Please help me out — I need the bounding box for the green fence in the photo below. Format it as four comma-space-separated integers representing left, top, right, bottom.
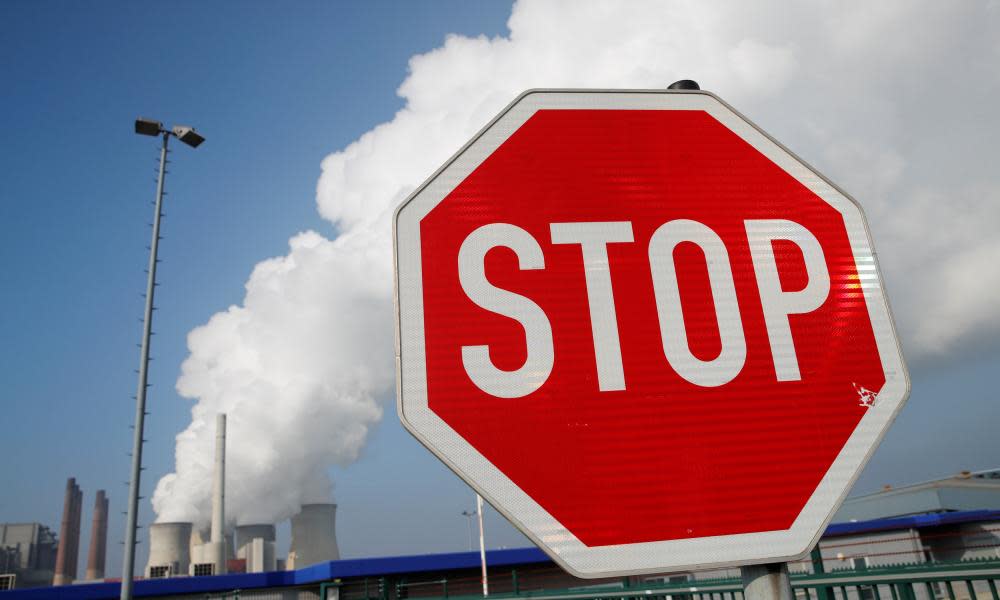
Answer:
394, 560, 1000, 600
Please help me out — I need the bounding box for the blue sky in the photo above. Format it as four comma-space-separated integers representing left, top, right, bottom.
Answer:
2, 0, 999, 582
0, 0, 517, 575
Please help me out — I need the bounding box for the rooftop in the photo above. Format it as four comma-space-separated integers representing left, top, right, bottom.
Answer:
834, 468, 1000, 522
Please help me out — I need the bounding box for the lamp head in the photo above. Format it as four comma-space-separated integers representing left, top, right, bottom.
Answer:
171, 125, 205, 148
134, 118, 163, 136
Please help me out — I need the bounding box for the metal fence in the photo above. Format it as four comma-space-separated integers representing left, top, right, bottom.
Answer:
377, 560, 1000, 600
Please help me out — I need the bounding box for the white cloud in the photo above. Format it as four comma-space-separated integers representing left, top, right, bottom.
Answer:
153, 0, 1000, 526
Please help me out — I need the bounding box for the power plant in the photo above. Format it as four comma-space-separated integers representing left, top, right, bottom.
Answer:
1, 417, 340, 589
146, 504, 339, 578
144, 414, 341, 578
0, 478, 110, 589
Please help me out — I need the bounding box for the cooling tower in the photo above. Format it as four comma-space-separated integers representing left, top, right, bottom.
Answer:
146, 522, 192, 578
235, 524, 275, 559
288, 504, 340, 568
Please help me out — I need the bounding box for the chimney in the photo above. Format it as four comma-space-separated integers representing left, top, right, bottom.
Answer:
210, 413, 227, 575
85, 490, 109, 580
53, 478, 83, 585
68, 484, 83, 580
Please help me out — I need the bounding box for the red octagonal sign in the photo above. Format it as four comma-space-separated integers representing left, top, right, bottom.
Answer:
394, 90, 909, 577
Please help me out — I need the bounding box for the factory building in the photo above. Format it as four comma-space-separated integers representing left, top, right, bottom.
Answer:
235, 524, 277, 573
4, 510, 1000, 600
4, 470, 1000, 599
145, 503, 340, 578
685, 469, 1000, 582
0, 523, 57, 590
1, 478, 109, 590
144, 415, 341, 579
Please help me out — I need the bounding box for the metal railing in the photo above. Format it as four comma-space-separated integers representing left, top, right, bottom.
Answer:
373, 559, 1000, 600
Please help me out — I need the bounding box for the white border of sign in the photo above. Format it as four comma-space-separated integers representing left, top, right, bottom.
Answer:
393, 90, 910, 578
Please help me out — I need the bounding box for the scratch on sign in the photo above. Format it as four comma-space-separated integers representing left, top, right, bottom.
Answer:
853, 383, 879, 408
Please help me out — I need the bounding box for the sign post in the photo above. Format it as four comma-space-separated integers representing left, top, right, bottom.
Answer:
742, 562, 793, 600
394, 86, 909, 580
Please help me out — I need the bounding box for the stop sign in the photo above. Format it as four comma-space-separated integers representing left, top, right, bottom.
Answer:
394, 90, 909, 577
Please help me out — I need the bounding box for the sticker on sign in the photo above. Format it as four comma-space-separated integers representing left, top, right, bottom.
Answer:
393, 89, 909, 577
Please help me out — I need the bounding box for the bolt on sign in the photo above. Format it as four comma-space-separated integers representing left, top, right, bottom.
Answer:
394, 89, 909, 577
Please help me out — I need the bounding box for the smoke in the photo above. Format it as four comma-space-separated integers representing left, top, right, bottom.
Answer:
152, 229, 392, 526
153, 0, 1000, 526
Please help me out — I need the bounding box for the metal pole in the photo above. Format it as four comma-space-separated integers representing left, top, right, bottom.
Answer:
741, 562, 794, 600
476, 494, 488, 596
811, 544, 833, 600
121, 131, 169, 600
463, 512, 473, 551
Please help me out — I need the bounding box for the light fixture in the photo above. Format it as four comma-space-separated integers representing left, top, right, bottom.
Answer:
172, 125, 205, 148
134, 117, 163, 136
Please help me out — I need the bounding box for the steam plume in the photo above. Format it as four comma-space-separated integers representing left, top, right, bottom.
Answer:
153, 0, 1000, 527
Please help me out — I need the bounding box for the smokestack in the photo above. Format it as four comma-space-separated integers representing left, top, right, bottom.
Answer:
288, 504, 340, 568
210, 413, 226, 575
53, 478, 83, 585
146, 522, 192, 577
85, 490, 109, 580
69, 484, 82, 580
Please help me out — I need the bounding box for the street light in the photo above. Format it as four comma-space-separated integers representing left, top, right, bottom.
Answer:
121, 118, 205, 600
461, 509, 476, 551
171, 125, 205, 148
476, 494, 488, 596
461, 497, 490, 596
134, 118, 162, 137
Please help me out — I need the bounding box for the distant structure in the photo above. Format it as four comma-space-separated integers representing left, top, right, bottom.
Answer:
0, 523, 58, 589
686, 468, 1000, 583
209, 414, 227, 576
84, 490, 109, 581
146, 522, 192, 578
52, 478, 82, 585
288, 504, 340, 569
235, 524, 276, 573
144, 415, 341, 579
189, 527, 235, 576
150, 414, 230, 578
833, 468, 1000, 522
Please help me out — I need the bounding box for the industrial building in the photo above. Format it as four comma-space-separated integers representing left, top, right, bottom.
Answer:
688, 469, 1000, 582
141, 415, 341, 579
3, 470, 999, 600
0, 523, 57, 590
2, 510, 1000, 600
143, 503, 340, 578
1, 478, 109, 590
